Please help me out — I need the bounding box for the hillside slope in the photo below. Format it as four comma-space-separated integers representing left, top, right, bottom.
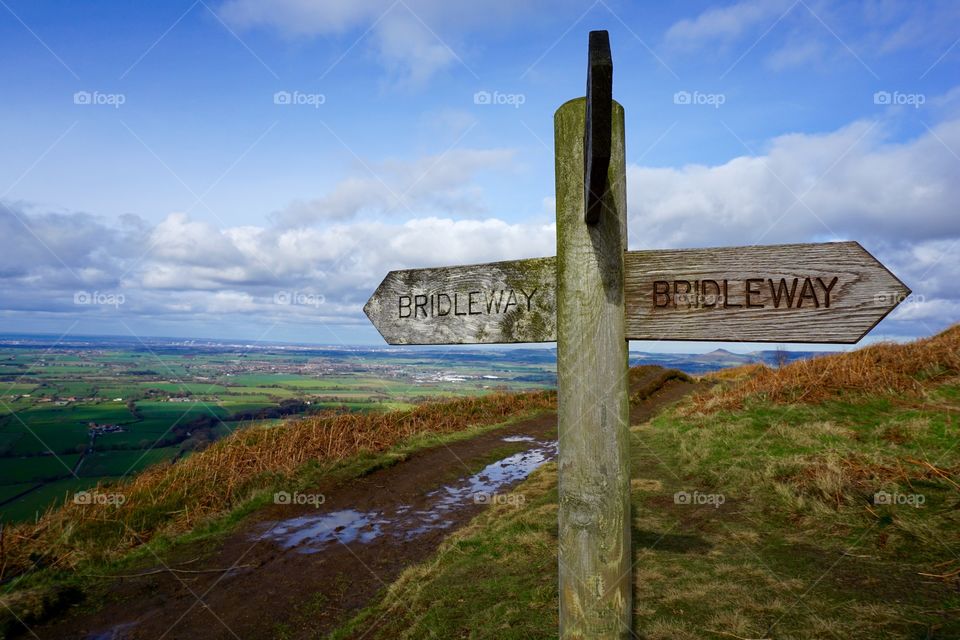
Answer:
3, 326, 959, 639
0, 391, 556, 638
333, 327, 960, 639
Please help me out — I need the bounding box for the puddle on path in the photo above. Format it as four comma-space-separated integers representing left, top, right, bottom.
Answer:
256, 436, 557, 554
264, 509, 388, 551
84, 621, 137, 640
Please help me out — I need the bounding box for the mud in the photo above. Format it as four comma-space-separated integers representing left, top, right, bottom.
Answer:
31, 367, 695, 640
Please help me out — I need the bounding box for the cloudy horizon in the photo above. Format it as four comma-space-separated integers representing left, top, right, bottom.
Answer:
1, 0, 958, 352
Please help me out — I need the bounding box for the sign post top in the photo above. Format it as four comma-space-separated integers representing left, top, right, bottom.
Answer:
584, 30, 613, 226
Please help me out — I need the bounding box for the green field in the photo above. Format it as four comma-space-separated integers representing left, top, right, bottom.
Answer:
77, 447, 178, 478
0, 477, 102, 523
0, 455, 81, 483
0, 343, 556, 523
0, 483, 38, 504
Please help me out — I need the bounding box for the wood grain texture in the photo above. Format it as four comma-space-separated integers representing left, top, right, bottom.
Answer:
362, 257, 555, 345
624, 241, 911, 343
364, 241, 909, 345
555, 96, 632, 639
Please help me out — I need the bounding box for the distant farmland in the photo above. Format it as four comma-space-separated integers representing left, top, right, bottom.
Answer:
0, 338, 557, 522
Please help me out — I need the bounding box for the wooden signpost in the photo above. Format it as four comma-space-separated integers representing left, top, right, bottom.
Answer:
364, 241, 908, 345
364, 31, 910, 640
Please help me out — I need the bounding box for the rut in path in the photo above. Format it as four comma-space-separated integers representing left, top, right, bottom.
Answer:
33, 366, 696, 640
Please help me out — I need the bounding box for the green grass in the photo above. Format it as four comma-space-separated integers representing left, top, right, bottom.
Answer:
0, 417, 88, 455
0, 384, 37, 397
0, 455, 81, 485
0, 483, 38, 503
331, 382, 960, 640
0, 403, 137, 456
93, 402, 227, 448
223, 385, 299, 398
77, 448, 178, 478
0, 477, 101, 524
219, 401, 278, 414
0, 408, 551, 637
141, 382, 230, 394
56, 404, 136, 425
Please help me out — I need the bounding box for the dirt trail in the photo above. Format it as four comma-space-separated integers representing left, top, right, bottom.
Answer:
33, 367, 697, 640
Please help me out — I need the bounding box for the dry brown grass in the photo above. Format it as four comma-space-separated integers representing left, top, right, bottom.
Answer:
704, 362, 767, 383
628, 365, 692, 403
0, 391, 555, 579
690, 323, 960, 412
780, 453, 959, 508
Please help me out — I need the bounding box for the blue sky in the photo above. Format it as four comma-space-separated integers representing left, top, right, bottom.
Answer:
1, 0, 958, 352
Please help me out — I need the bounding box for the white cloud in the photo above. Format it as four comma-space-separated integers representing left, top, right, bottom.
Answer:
217, 0, 558, 85
664, 0, 792, 50
2, 110, 958, 340
217, 0, 382, 35
765, 34, 827, 70
270, 148, 516, 226
627, 117, 960, 249
374, 10, 456, 87
664, 0, 960, 68
626, 113, 960, 337
419, 109, 478, 143
0, 203, 555, 328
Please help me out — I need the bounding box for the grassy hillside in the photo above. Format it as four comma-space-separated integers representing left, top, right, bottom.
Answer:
2, 327, 957, 638
334, 327, 960, 639
0, 391, 554, 583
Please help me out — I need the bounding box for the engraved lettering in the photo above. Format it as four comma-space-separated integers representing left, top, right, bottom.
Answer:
414, 294, 428, 318
796, 277, 819, 308
723, 280, 742, 308
437, 293, 451, 316
653, 281, 669, 308
817, 276, 838, 308
673, 280, 691, 307
503, 289, 518, 313
745, 279, 763, 308
468, 291, 481, 315
489, 290, 505, 313
769, 278, 798, 308
702, 279, 719, 307
518, 287, 537, 311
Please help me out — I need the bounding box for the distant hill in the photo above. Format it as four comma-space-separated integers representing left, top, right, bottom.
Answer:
630, 347, 821, 374
0, 332, 826, 377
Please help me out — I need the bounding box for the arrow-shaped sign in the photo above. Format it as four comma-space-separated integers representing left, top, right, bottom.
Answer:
363, 241, 909, 345
364, 256, 556, 345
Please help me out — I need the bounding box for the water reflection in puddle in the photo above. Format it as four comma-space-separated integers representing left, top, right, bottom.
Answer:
85, 622, 138, 640
256, 437, 557, 554
263, 509, 388, 553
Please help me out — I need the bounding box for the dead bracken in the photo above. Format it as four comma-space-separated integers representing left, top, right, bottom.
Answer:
688, 324, 960, 412
0, 390, 555, 579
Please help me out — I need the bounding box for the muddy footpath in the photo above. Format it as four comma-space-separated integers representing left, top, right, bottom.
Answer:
32, 367, 695, 640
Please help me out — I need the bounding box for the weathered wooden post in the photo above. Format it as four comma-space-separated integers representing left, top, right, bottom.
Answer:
555, 31, 632, 638
364, 29, 911, 640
